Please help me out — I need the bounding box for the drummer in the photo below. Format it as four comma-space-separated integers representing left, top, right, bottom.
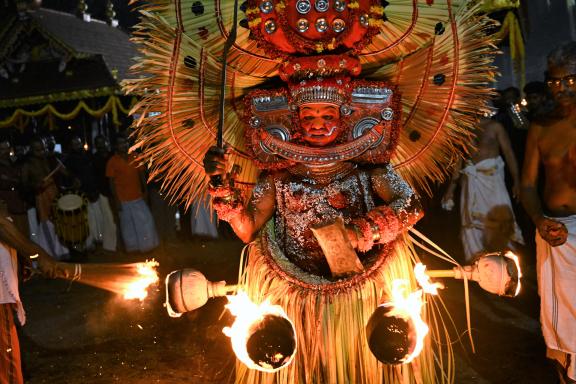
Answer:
21, 137, 68, 260
64, 137, 117, 252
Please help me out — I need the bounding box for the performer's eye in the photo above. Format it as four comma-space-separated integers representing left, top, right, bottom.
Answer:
303, 116, 315, 121
323, 115, 333, 120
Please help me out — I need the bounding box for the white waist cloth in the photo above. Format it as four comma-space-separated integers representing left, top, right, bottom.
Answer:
0, 242, 25, 325
460, 156, 524, 260
536, 215, 576, 380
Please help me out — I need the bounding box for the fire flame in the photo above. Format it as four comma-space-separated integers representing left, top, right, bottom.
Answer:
223, 291, 296, 372
414, 263, 444, 295
384, 263, 442, 364
123, 260, 159, 301
504, 250, 522, 297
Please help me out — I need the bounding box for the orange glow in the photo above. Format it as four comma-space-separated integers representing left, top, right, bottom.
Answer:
223, 291, 296, 372
414, 263, 444, 295
384, 280, 428, 364
122, 260, 159, 301
504, 251, 522, 297
382, 263, 441, 364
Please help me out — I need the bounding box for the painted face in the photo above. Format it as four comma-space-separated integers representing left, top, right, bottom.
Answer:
547, 64, 576, 107
298, 104, 341, 147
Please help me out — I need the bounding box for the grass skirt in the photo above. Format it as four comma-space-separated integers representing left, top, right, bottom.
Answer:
234, 222, 453, 384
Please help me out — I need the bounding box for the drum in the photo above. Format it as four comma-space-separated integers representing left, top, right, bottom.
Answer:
52, 193, 89, 249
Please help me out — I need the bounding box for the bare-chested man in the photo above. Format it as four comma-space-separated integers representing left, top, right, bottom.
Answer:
21, 137, 68, 259
443, 116, 524, 261
521, 42, 576, 384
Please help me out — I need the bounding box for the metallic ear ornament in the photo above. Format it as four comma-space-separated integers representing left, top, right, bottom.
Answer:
340, 104, 352, 116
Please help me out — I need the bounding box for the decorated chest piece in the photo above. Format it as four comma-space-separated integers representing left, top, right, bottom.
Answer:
242, 0, 398, 169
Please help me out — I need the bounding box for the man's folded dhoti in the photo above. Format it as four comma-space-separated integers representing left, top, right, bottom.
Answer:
536, 215, 576, 381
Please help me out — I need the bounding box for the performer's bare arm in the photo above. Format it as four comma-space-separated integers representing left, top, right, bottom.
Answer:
521, 123, 567, 246
495, 122, 521, 199
441, 157, 463, 205
228, 175, 276, 243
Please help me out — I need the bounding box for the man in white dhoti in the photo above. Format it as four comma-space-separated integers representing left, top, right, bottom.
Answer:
106, 136, 158, 253
522, 42, 576, 384
443, 117, 524, 261
190, 199, 218, 239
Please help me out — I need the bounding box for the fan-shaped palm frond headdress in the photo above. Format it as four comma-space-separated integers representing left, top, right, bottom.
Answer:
126, 0, 496, 207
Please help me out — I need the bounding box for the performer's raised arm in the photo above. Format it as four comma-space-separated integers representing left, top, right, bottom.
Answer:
203, 146, 275, 243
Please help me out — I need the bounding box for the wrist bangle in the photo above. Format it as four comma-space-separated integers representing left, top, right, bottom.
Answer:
371, 223, 381, 242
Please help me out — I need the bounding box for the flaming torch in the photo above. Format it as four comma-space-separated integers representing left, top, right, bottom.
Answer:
164, 270, 296, 372
223, 292, 297, 372
426, 251, 522, 297
61, 260, 160, 301
366, 263, 443, 365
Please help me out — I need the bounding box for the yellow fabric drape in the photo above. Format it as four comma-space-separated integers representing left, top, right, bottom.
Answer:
494, 10, 525, 87
0, 95, 134, 129
481, 0, 520, 12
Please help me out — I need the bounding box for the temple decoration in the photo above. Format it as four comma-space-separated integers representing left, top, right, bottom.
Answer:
481, 0, 525, 87
0, 6, 136, 134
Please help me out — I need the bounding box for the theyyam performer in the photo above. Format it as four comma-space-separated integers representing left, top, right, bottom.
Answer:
127, 0, 497, 382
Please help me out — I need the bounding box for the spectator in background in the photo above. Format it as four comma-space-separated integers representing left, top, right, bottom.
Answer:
65, 136, 116, 251
106, 135, 158, 253
21, 137, 68, 260
148, 181, 179, 246
521, 42, 576, 384
523, 81, 554, 122
442, 116, 524, 262
0, 139, 28, 236
190, 198, 218, 240
93, 135, 112, 199
42, 135, 65, 190
92, 135, 117, 251
494, 87, 529, 170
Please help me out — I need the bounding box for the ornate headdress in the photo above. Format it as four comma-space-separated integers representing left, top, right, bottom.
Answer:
126, 0, 496, 206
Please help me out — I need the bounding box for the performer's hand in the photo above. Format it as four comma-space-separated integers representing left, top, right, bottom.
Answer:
35, 253, 66, 279
441, 191, 455, 211
203, 146, 228, 176
536, 217, 568, 247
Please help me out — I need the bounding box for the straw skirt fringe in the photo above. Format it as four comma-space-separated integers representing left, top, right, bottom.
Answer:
234, 229, 444, 384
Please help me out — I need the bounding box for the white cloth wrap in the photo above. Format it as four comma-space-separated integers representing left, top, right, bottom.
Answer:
119, 199, 159, 253
0, 242, 25, 325
190, 200, 218, 238
459, 156, 524, 260
86, 194, 117, 251
536, 215, 576, 381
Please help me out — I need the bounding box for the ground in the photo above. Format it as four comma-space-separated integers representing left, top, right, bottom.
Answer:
19, 204, 558, 384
